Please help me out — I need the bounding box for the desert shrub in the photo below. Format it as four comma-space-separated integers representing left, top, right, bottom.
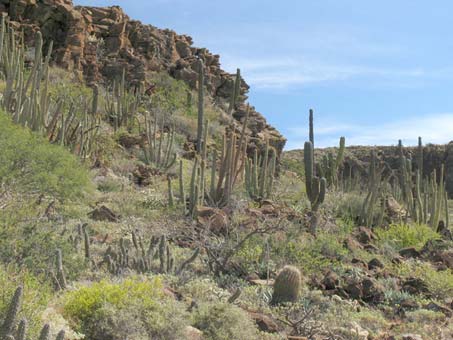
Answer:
193, 302, 260, 340
0, 111, 90, 201
63, 277, 189, 340
0, 266, 52, 337
392, 261, 453, 300
375, 223, 440, 250
179, 278, 230, 303
333, 192, 365, 222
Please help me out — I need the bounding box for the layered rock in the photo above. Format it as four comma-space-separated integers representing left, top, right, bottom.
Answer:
0, 0, 285, 155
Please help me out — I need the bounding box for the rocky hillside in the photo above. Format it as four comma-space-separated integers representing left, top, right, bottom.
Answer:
0, 0, 285, 154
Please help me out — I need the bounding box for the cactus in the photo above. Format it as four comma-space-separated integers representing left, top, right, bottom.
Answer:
55, 330, 66, 340
167, 176, 174, 207
309, 109, 314, 147
38, 324, 50, 340
1, 286, 22, 338
304, 141, 327, 233
320, 136, 346, 189
159, 235, 167, 273
228, 68, 241, 115
143, 111, 177, 171
245, 140, 276, 201
271, 266, 302, 305
82, 224, 90, 260
196, 58, 204, 153
55, 249, 67, 290
17, 319, 27, 340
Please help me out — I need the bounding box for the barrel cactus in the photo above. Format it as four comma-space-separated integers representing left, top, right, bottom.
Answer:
271, 265, 302, 305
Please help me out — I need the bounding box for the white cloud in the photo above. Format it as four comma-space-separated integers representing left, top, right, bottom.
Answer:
285, 113, 453, 150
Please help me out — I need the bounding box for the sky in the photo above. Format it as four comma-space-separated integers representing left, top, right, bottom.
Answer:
74, 0, 453, 149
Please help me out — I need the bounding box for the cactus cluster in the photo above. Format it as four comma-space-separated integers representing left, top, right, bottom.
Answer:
360, 149, 385, 227
227, 68, 241, 115
0, 17, 100, 160
105, 68, 141, 131
318, 136, 346, 189
178, 66, 250, 216
396, 139, 449, 229
143, 111, 177, 171
101, 231, 199, 275
244, 140, 276, 201
271, 265, 302, 305
0, 287, 65, 340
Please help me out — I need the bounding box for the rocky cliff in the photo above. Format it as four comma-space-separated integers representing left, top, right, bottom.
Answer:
0, 0, 285, 154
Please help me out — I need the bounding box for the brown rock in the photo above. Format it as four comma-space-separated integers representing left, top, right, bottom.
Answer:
356, 226, 376, 244
402, 277, 430, 296
88, 205, 119, 222
322, 271, 339, 290
196, 206, 229, 235
402, 334, 423, 340
423, 301, 452, 317
247, 311, 278, 333
184, 326, 203, 340
399, 247, 421, 258
368, 258, 384, 270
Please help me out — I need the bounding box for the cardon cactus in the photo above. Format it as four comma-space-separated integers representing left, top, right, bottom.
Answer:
271, 265, 302, 305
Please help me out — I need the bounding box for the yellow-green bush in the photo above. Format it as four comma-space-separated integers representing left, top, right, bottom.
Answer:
0, 111, 90, 201
193, 302, 260, 340
63, 277, 189, 340
375, 223, 440, 250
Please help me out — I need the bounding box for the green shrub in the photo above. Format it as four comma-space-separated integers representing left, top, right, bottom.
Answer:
392, 261, 453, 300
0, 111, 90, 201
0, 266, 51, 337
375, 223, 440, 250
193, 302, 260, 340
63, 277, 189, 340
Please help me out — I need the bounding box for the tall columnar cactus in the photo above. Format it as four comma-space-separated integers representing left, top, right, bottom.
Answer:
17, 319, 27, 340
228, 68, 241, 115
271, 266, 302, 305
38, 323, 50, 340
56, 330, 66, 340
417, 136, 424, 178
245, 140, 276, 201
320, 136, 346, 189
196, 58, 204, 153
360, 149, 384, 227
304, 141, 327, 233
1, 286, 23, 338
309, 109, 314, 147
55, 248, 67, 290
143, 111, 177, 171
167, 176, 174, 207
105, 68, 141, 131
82, 224, 90, 260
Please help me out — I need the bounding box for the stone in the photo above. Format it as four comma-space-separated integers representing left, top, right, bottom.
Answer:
196, 206, 229, 235
88, 205, 119, 222
368, 258, 384, 270
402, 334, 423, 340
184, 326, 203, 340
322, 271, 339, 290
247, 311, 278, 333
402, 277, 430, 296
356, 226, 376, 244
361, 278, 385, 304
423, 301, 452, 317
399, 247, 421, 258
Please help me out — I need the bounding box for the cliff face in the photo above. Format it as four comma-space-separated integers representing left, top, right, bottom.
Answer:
0, 0, 285, 154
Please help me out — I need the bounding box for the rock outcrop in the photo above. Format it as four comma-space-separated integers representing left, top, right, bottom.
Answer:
0, 0, 285, 154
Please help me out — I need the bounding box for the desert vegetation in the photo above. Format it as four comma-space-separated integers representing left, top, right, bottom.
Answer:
0, 5, 452, 340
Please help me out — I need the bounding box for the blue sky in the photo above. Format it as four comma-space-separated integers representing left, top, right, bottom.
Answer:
74, 0, 453, 149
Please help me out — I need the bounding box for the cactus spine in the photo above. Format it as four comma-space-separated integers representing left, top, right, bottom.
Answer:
271, 266, 302, 305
